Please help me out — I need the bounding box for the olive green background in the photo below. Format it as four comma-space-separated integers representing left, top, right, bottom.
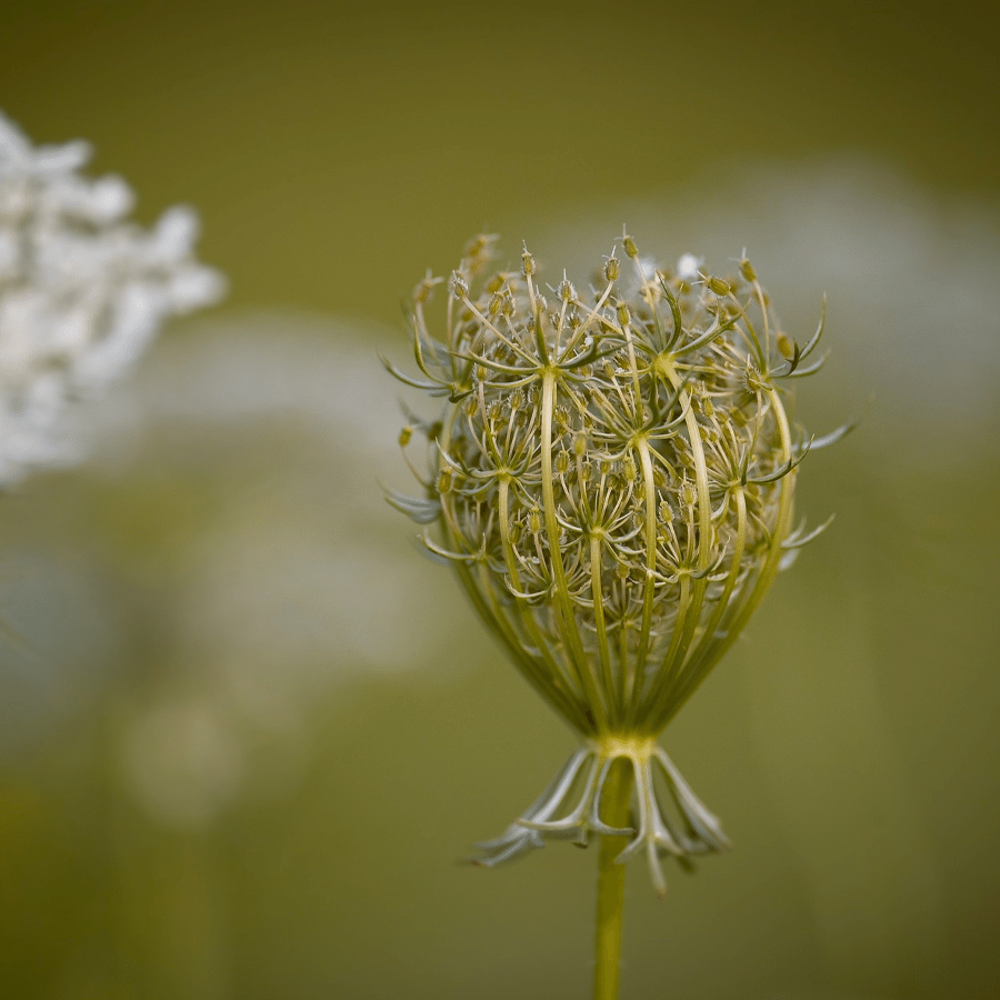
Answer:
2, 2, 998, 999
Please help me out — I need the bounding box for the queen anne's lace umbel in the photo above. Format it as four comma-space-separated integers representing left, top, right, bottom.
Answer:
0, 113, 224, 486
389, 233, 845, 893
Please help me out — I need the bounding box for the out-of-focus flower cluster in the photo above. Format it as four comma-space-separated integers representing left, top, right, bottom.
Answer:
0, 112, 224, 486
0, 313, 461, 826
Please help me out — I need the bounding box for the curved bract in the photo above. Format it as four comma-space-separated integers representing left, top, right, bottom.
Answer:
387, 233, 838, 891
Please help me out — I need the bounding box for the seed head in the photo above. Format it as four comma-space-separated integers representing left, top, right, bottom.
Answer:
385, 233, 847, 890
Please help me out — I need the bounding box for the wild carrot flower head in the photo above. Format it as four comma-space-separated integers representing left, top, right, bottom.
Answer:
387, 232, 845, 892
0, 112, 224, 486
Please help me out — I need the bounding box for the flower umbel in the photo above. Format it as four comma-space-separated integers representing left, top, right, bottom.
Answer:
0, 112, 224, 486
387, 233, 845, 895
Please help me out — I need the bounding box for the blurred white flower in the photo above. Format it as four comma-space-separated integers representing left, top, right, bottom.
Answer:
676, 252, 703, 280
550, 156, 1000, 434
0, 312, 469, 821
0, 112, 224, 486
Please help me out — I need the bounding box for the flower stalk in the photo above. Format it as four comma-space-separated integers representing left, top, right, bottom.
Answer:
594, 757, 633, 1000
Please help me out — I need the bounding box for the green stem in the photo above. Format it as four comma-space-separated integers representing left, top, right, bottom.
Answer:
593, 757, 635, 1000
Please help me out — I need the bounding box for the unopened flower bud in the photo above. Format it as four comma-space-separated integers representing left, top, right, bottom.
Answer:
557, 271, 576, 302
707, 275, 732, 296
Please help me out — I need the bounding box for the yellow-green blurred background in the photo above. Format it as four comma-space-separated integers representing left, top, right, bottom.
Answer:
2, 2, 998, 998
